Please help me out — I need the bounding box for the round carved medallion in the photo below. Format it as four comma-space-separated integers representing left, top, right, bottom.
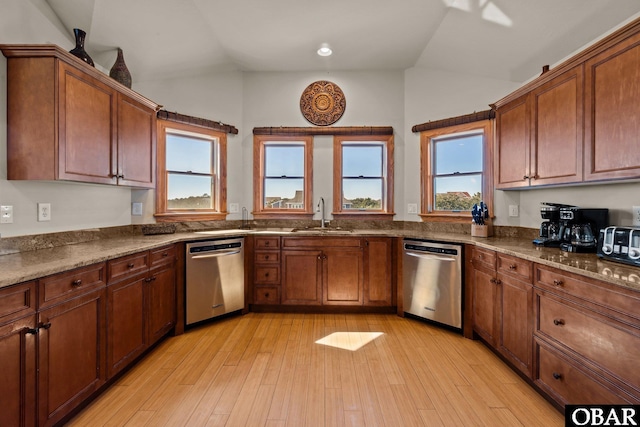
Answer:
300, 80, 346, 126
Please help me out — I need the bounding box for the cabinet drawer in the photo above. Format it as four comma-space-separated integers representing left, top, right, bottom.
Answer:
150, 245, 175, 268
497, 254, 532, 281
471, 247, 496, 269
254, 286, 280, 304
39, 263, 106, 309
536, 292, 640, 392
255, 237, 280, 249
535, 264, 640, 321
108, 252, 149, 283
535, 339, 631, 404
254, 266, 280, 284
0, 281, 37, 324
255, 251, 280, 264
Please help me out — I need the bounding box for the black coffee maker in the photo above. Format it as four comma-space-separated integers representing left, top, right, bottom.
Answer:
558, 207, 609, 253
533, 202, 566, 247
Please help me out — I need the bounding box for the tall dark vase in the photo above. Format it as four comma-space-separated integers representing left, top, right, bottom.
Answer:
69, 28, 94, 67
109, 48, 132, 88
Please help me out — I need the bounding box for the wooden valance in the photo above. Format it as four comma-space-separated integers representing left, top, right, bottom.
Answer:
412, 109, 495, 133
157, 110, 238, 135
253, 126, 393, 136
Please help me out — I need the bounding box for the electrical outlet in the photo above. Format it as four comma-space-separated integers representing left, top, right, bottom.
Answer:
633, 206, 640, 226
509, 205, 519, 217
38, 203, 51, 222
229, 203, 239, 213
407, 203, 418, 214
131, 202, 143, 216
1, 205, 13, 224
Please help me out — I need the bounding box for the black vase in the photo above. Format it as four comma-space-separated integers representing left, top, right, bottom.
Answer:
69, 28, 94, 67
109, 48, 132, 88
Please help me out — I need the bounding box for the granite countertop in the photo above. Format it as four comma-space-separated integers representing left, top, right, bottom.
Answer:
1, 228, 639, 293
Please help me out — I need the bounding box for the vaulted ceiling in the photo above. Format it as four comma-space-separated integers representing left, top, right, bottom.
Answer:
44, 0, 640, 83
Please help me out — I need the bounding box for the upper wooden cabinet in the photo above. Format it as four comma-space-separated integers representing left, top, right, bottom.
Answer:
495, 67, 583, 189
493, 17, 640, 188
1, 45, 159, 188
584, 29, 640, 181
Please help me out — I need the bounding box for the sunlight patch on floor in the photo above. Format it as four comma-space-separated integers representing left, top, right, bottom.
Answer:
315, 332, 384, 351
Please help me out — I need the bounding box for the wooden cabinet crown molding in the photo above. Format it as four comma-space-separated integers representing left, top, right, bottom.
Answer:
0, 44, 160, 111
491, 16, 640, 109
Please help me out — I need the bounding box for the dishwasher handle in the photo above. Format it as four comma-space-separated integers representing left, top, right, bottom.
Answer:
404, 250, 457, 262
190, 248, 242, 259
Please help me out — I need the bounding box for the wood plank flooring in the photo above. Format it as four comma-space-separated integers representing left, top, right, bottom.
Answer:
66, 313, 563, 426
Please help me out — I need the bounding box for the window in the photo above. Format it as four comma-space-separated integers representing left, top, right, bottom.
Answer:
333, 135, 394, 219
253, 135, 313, 218
155, 120, 227, 222
420, 120, 493, 221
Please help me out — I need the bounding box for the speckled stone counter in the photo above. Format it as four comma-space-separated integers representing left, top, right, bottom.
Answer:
1, 227, 640, 293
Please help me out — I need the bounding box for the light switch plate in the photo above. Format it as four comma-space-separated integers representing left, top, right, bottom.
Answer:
229, 203, 239, 213
407, 203, 418, 214
509, 205, 519, 217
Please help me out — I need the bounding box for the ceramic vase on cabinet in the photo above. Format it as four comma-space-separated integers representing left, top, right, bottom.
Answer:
69, 28, 94, 67
109, 48, 132, 88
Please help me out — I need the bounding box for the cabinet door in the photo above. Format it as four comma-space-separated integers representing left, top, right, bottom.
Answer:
38, 289, 106, 427
147, 265, 176, 345
498, 275, 533, 377
323, 248, 363, 305
281, 250, 322, 305
364, 238, 393, 306
584, 30, 640, 181
495, 95, 530, 189
58, 61, 117, 184
0, 316, 36, 427
471, 264, 498, 345
117, 94, 156, 188
107, 276, 146, 378
531, 67, 583, 186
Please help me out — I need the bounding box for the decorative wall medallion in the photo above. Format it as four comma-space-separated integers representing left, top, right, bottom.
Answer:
300, 80, 346, 126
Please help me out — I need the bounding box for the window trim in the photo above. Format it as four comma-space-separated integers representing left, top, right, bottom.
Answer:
252, 135, 314, 219
155, 119, 227, 222
419, 120, 493, 222
332, 135, 395, 220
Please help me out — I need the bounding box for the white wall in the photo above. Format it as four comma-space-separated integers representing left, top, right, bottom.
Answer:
1, 2, 639, 238
403, 67, 521, 223
132, 71, 244, 222
242, 71, 405, 222
0, 0, 133, 238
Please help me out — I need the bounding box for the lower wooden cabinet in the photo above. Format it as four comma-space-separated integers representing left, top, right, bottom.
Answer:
498, 273, 533, 377
281, 249, 323, 305
534, 338, 634, 404
471, 258, 499, 345
0, 281, 37, 427
257, 236, 393, 309
323, 247, 363, 305
363, 237, 394, 306
107, 276, 146, 378
38, 287, 107, 427
107, 245, 176, 377
147, 264, 177, 344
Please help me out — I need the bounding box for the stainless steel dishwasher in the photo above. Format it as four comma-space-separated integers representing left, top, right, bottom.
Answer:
403, 239, 463, 330
186, 237, 245, 325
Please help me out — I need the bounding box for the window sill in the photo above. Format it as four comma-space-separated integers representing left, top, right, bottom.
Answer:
154, 212, 227, 222
331, 212, 395, 221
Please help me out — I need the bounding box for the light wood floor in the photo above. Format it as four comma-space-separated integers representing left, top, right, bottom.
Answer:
66, 313, 563, 426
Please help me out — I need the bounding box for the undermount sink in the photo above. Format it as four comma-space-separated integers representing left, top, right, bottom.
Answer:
291, 227, 353, 233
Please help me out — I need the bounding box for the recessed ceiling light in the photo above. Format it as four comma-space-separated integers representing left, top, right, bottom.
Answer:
317, 43, 332, 57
